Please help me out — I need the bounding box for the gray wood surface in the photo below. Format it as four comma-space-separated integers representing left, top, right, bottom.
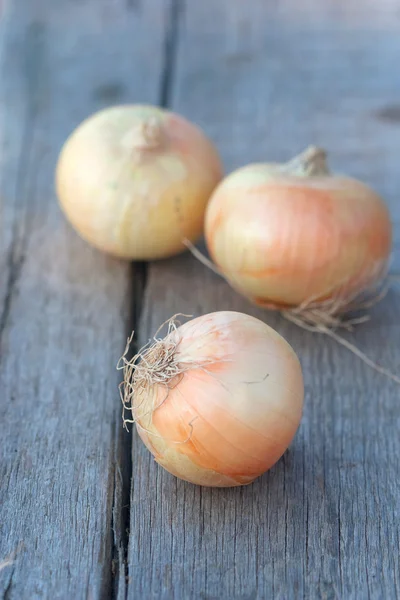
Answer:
129, 1, 400, 599
1, 0, 400, 599
0, 1, 166, 598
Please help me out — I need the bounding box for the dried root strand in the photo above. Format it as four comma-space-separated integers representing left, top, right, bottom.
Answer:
281, 276, 400, 384
117, 314, 187, 431
182, 237, 223, 277
117, 314, 220, 433
281, 275, 390, 333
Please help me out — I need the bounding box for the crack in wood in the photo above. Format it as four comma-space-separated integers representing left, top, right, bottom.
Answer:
2, 565, 15, 600
113, 263, 147, 600
0, 118, 34, 351
159, 0, 184, 108
0, 246, 24, 349
0, 19, 43, 354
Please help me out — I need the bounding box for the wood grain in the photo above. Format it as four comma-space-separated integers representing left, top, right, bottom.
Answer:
0, 1, 166, 598
128, 1, 400, 599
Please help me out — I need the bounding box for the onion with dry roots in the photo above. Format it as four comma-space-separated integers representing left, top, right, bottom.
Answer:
119, 311, 304, 487
204, 146, 392, 325
56, 104, 223, 260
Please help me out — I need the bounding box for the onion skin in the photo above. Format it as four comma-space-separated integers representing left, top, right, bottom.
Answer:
133, 312, 304, 487
204, 148, 392, 309
56, 105, 223, 260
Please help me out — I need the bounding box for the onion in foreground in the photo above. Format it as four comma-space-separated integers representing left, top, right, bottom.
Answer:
119, 311, 304, 487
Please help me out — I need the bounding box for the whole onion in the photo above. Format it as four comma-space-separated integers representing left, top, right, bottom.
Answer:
119, 311, 304, 487
56, 104, 223, 260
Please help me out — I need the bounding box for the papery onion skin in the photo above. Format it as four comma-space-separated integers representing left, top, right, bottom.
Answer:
204, 148, 392, 309
56, 104, 223, 260
132, 311, 304, 487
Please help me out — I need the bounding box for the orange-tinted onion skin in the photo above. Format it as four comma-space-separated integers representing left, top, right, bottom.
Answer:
56, 105, 223, 260
135, 312, 303, 487
204, 165, 392, 308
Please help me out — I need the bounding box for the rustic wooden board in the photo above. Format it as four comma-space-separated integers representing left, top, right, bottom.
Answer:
128, 1, 400, 599
0, 1, 166, 598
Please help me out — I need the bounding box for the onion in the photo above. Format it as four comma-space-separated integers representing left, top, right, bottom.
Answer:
204, 146, 392, 315
56, 104, 223, 260
119, 311, 304, 487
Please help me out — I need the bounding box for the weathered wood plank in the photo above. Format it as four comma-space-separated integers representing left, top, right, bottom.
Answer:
0, 1, 166, 598
128, 1, 400, 599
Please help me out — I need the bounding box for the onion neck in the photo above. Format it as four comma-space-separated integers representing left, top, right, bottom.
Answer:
282, 146, 330, 177
122, 115, 165, 152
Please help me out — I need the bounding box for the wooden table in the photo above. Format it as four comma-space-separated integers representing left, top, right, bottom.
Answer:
1, 1, 399, 598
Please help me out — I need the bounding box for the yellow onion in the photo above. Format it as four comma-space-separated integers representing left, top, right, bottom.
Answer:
204, 146, 392, 311
56, 104, 223, 260
119, 311, 304, 487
